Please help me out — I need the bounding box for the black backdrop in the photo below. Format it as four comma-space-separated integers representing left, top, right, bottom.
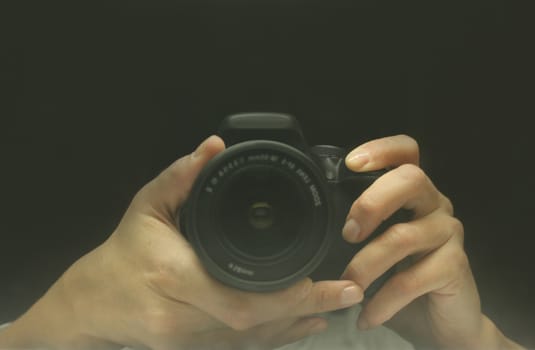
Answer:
1, 1, 533, 347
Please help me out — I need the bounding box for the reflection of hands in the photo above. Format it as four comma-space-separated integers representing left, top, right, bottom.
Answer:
341, 135, 523, 349
0, 135, 364, 350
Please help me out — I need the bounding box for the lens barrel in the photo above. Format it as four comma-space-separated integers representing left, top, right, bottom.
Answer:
181, 140, 332, 292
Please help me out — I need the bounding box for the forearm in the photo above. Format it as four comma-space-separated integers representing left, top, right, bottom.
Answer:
473, 315, 525, 350
428, 314, 525, 350
389, 307, 525, 350
0, 279, 77, 349
0, 271, 119, 350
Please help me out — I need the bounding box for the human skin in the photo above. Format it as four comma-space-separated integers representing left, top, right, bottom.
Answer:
0, 135, 364, 350
341, 135, 524, 349
0, 134, 524, 349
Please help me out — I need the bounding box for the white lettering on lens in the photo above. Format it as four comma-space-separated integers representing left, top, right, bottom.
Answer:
208, 158, 247, 195
295, 168, 311, 184
309, 184, 322, 206
248, 154, 270, 162
281, 158, 296, 170
228, 262, 255, 276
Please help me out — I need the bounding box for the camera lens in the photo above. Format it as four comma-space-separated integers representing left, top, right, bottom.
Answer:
217, 165, 307, 259
181, 140, 331, 292
248, 201, 273, 230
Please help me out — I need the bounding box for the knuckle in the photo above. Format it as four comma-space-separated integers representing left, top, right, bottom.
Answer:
439, 248, 470, 293
131, 183, 154, 208
440, 195, 455, 215
163, 158, 188, 183
342, 261, 371, 288
145, 268, 173, 291
292, 279, 312, 304
449, 247, 469, 274
448, 217, 465, 241
144, 248, 198, 293
393, 271, 419, 296
314, 286, 331, 311
343, 262, 365, 285
131, 186, 147, 205
380, 223, 414, 253
145, 258, 197, 299
145, 260, 174, 285
355, 194, 382, 217
145, 255, 180, 287
397, 163, 427, 186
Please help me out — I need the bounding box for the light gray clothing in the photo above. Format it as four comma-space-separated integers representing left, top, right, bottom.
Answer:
275, 305, 413, 350
0, 305, 414, 349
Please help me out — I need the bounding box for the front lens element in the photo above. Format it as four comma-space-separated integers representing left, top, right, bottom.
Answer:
217, 165, 308, 259
248, 201, 273, 230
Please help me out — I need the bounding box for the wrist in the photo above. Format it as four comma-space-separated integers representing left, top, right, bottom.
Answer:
0, 248, 122, 349
465, 314, 525, 350
0, 277, 80, 349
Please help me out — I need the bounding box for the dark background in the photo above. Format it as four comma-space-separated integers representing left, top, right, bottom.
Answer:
0, 0, 533, 348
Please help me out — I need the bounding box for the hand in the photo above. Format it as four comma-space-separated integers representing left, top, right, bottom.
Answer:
340, 135, 523, 349
0, 135, 364, 350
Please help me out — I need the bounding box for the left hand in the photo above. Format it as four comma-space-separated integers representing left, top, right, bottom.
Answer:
340, 135, 517, 349
0, 135, 362, 350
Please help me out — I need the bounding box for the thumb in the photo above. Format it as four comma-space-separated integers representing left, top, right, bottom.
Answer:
133, 135, 225, 219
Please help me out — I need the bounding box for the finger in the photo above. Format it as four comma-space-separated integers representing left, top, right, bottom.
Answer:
342, 164, 445, 243
356, 237, 471, 330
184, 276, 362, 331
187, 277, 313, 330
288, 280, 364, 318
345, 135, 420, 172
341, 212, 462, 290
150, 242, 362, 331
133, 135, 225, 220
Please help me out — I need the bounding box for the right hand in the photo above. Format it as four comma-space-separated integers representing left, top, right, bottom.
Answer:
1, 135, 364, 350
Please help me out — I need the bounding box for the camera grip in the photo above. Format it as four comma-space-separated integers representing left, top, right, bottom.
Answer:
309, 172, 411, 299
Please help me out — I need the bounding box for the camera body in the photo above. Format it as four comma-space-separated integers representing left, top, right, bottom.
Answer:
180, 113, 407, 294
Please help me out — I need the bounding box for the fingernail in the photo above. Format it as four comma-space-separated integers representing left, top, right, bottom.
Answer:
342, 218, 361, 242
345, 150, 370, 169
357, 317, 369, 330
340, 285, 363, 307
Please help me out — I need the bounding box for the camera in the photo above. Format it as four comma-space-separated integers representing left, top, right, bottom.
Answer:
179, 113, 408, 294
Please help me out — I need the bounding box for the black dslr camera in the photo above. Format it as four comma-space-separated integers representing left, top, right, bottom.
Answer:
180, 113, 407, 294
